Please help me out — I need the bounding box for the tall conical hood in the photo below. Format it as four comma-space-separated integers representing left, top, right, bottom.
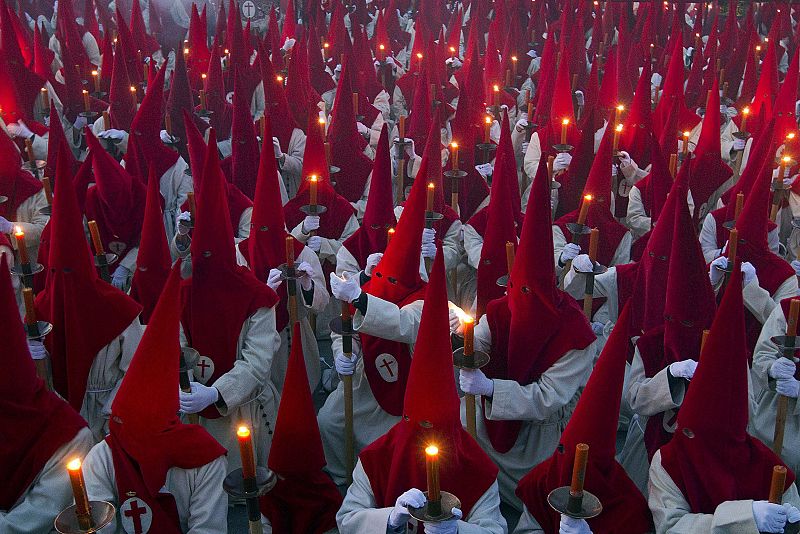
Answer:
621, 60, 653, 167
107, 41, 136, 131
230, 70, 260, 199
259, 48, 298, 150
774, 47, 800, 141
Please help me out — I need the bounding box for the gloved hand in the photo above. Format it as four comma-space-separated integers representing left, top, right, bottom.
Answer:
777, 377, 800, 398
98, 128, 126, 141
296, 261, 315, 291
330, 272, 362, 302
424, 508, 463, 534
402, 139, 416, 157
792, 260, 800, 277
445, 56, 463, 69
617, 151, 636, 180
752, 500, 788, 533
356, 122, 370, 137
281, 37, 296, 51
449, 308, 463, 334
28, 339, 47, 360
709, 256, 728, 286
515, 114, 528, 132
0, 216, 14, 234
421, 242, 436, 259
176, 211, 192, 236
302, 215, 320, 234
6, 120, 33, 139
73, 115, 88, 130
741, 262, 756, 287
489, 120, 501, 142
783, 503, 800, 524
559, 515, 592, 534
365, 252, 383, 276
388, 489, 426, 529
553, 152, 573, 172
770, 358, 797, 380
159, 130, 173, 143
527, 49, 537, 58
178, 382, 219, 414
334, 349, 358, 375
459, 368, 494, 397
266, 268, 283, 291
111, 265, 130, 290
560, 243, 581, 264
475, 162, 494, 178
733, 137, 747, 151
307, 235, 322, 252
272, 137, 283, 159
422, 227, 436, 245
571, 254, 594, 273
521, 141, 529, 154
611, 164, 618, 177
669, 359, 698, 380
591, 322, 605, 336
574, 90, 585, 107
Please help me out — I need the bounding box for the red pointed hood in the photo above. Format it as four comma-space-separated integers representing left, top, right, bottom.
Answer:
405, 67, 432, 150
130, 165, 172, 324
0, 125, 41, 220
285, 34, 321, 130
620, 60, 653, 167
107, 41, 137, 131
166, 49, 197, 150
750, 35, 779, 123
307, 23, 336, 96
774, 47, 800, 141
45, 99, 77, 182
32, 23, 55, 79
187, 3, 211, 74
516, 303, 653, 534
110, 265, 225, 494
203, 42, 232, 138
597, 46, 619, 113
0, 258, 87, 511
549, 47, 576, 136
342, 124, 395, 267
259, 48, 298, 151
35, 140, 142, 410
661, 265, 795, 513
281, 0, 298, 43
654, 31, 700, 136
230, 70, 260, 199
129, 0, 159, 55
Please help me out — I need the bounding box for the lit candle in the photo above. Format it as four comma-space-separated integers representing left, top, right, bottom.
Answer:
511, 55, 518, 77
23, 287, 36, 326
102, 110, 110, 131
493, 84, 500, 107
788, 133, 797, 144
88, 220, 105, 255
378, 43, 385, 61
484, 115, 492, 143
322, 42, 329, 61
561, 118, 569, 145
129, 85, 137, 106
425, 445, 441, 504
187, 191, 196, 220
387, 227, 395, 243
285, 235, 295, 268
14, 226, 29, 264
527, 89, 533, 120
416, 52, 423, 71
183, 47, 190, 60
463, 316, 474, 356
199, 89, 206, 110
577, 194, 592, 226
82, 90, 90, 113
91, 70, 99, 93
451, 142, 459, 171
779, 155, 791, 180
201, 73, 207, 83
682, 131, 690, 157
67, 458, 92, 528
615, 105, 624, 126
426, 182, 435, 212
40, 87, 48, 109
734, 192, 744, 221
276, 74, 284, 84
588, 228, 599, 262
309, 175, 319, 206
42, 177, 53, 205
237, 426, 256, 480
612, 124, 622, 152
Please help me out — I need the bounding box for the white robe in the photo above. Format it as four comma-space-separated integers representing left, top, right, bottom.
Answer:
82, 440, 228, 534
337, 461, 508, 534
0, 427, 95, 534
552, 225, 632, 276
278, 128, 307, 199
8, 190, 49, 264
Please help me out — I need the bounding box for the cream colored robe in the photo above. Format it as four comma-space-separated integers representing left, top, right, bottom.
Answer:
82, 440, 228, 534
552, 225, 632, 276
337, 461, 508, 534
8, 190, 49, 264
466, 314, 596, 511
648, 450, 800, 533
0, 427, 95, 534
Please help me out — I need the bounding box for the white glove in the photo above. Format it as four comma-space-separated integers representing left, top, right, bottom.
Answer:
266, 268, 283, 291
330, 272, 362, 302
272, 137, 283, 159
403, 139, 415, 157
792, 260, 800, 277
574, 90, 585, 107
669, 359, 698, 380
489, 120, 501, 142
28, 339, 47, 360
388, 489, 426, 529
422, 227, 436, 245
709, 256, 728, 285
617, 151, 636, 180
73, 115, 88, 129
515, 116, 529, 132
356, 122, 370, 137
783, 503, 800, 523
553, 152, 572, 171
459, 368, 494, 396
421, 242, 436, 259
449, 308, 462, 334
111, 265, 130, 290
281, 37, 296, 51
365, 252, 383, 276
334, 349, 358, 375
6, 120, 33, 139
296, 261, 315, 291
753, 501, 788, 533
521, 141, 529, 153
302, 215, 320, 234
650, 72, 663, 90
527, 49, 537, 58
611, 164, 618, 177
770, 358, 797, 380
307, 235, 322, 252
424, 508, 463, 534
445, 57, 463, 68
733, 137, 746, 151
178, 382, 219, 414
0, 216, 14, 234
475, 162, 494, 178
741, 261, 756, 287
176, 211, 192, 235
97, 128, 126, 141
778, 377, 800, 398
159, 130, 172, 143
559, 515, 592, 534
571, 254, 593, 273
560, 243, 581, 264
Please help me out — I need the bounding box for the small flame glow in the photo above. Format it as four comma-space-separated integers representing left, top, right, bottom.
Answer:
425, 445, 439, 456
67, 458, 82, 471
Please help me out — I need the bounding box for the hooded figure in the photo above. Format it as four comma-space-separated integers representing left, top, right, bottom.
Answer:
515, 303, 654, 534
178, 129, 280, 473
459, 158, 595, 510
34, 139, 144, 440
0, 259, 94, 532
649, 265, 800, 532
338, 242, 506, 534
82, 265, 228, 533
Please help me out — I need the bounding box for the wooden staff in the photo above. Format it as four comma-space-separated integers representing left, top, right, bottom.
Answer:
102, 110, 111, 131
42, 177, 52, 206
771, 157, 791, 222
178, 353, 199, 424
340, 301, 355, 483
773, 298, 800, 455
187, 191, 196, 222
669, 153, 677, 178
727, 228, 738, 266
462, 315, 477, 437
769, 465, 788, 504
24, 287, 50, 389
24, 138, 35, 164
583, 229, 599, 319
547, 155, 555, 179
286, 236, 298, 324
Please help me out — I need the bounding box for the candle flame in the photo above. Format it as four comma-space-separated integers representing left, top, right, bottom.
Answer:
449, 46, 456, 53
91, 70, 98, 77
201, 73, 207, 80
67, 458, 82, 471
310, 174, 319, 182
788, 133, 797, 141
40, 87, 46, 93
512, 55, 518, 62
616, 104, 624, 112
485, 116, 492, 125
427, 182, 435, 190
237, 426, 251, 438
14, 225, 23, 237
756, 45, 762, 52
584, 194, 593, 202
451, 142, 458, 149
224, 48, 230, 55
388, 227, 395, 235
379, 44, 385, 50
562, 118, 570, 126
615, 124, 623, 132
493, 84, 499, 93
183, 47, 190, 54
318, 117, 326, 125
742, 106, 750, 116
416, 52, 423, 59
425, 445, 439, 456
130, 86, 136, 93
683, 131, 690, 138
82, 89, 88, 95
277, 75, 284, 82
323, 42, 330, 48
463, 315, 474, 325
783, 156, 792, 164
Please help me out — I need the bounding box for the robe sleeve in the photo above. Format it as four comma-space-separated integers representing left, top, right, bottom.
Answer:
335, 245, 363, 277
751, 306, 800, 416
457, 480, 508, 534
626, 185, 651, 238
522, 132, 542, 187
298, 246, 330, 313
336, 460, 395, 534
699, 214, 722, 263
352, 295, 423, 345
563, 264, 618, 301
740, 277, 797, 327
627, 348, 686, 417
484, 344, 595, 422
612, 233, 633, 266
281, 128, 306, 178
184, 456, 228, 534
463, 223, 484, 270
512, 505, 545, 533
444, 219, 464, 271
13, 190, 49, 251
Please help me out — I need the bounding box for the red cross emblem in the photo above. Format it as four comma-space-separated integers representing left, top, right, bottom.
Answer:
193, 356, 215, 385
376, 353, 398, 383
120, 497, 152, 534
